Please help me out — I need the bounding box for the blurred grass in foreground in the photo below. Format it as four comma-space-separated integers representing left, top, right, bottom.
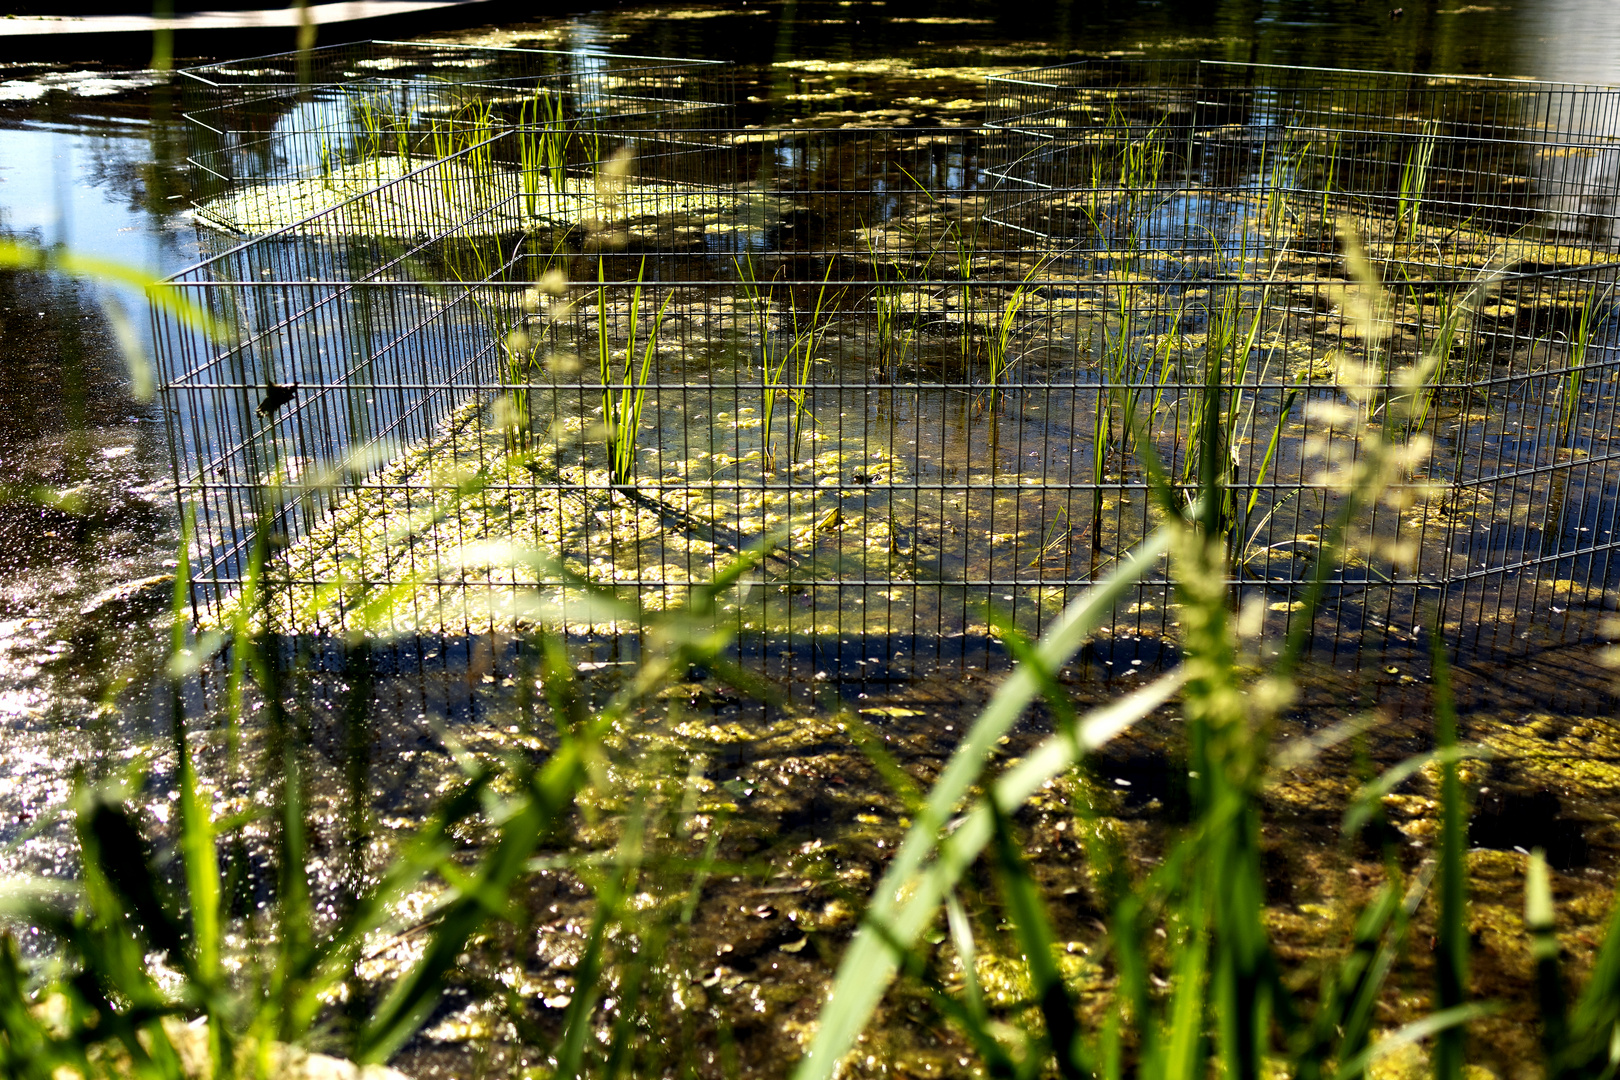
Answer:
0, 219, 1615, 1080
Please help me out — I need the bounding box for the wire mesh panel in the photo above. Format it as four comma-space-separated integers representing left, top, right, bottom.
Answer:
154, 65, 1620, 683
180, 41, 733, 236
156, 135, 529, 611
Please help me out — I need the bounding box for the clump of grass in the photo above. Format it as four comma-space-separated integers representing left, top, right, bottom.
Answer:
861, 227, 917, 379
982, 259, 1045, 415
1558, 286, 1608, 445
597, 257, 671, 486
737, 256, 840, 470
894, 164, 983, 373
736, 255, 788, 471
518, 89, 598, 212
1263, 123, 1313, 239
1081, 105, 1171, 252
1397, 120, 1440, 240
785, 263, 841, 464
352, 89, 384, 181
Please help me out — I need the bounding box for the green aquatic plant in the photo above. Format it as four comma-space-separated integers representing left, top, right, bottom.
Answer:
1081, 105, 1171, 251
598, 258, 672, 486
736, 255, 790, 471
462, 95, 496, 191
737, 256, 841, 469
428, 115, 456, 203
392, 102, 412, 172
861, 226, 917, 377
982, 259, 1046, 415
1397, 120, 1440, 240
786, 262, 842, 464
1263, 123, 1314, 239
517, 91, 567, 217
871, 271, 915, 376
894, 163, 983, 372
519, 89, 596, 207
1558, 286, 1607, 445
352, 89, 384, 181
424, 94, 499, 201
1320, 130, 1342, 221
1117, 108, 1170, 247
949, 219, 977, 372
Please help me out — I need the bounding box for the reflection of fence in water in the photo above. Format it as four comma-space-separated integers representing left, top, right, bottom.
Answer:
153, 63, 1620, 679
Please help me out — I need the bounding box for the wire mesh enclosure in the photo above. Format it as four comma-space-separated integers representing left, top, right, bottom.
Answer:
155, 56, 1620, 685
179, 41, 734, 236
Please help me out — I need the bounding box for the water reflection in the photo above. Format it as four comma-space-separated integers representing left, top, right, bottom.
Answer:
0, 0, 1615, 887
0, 115, 198, 875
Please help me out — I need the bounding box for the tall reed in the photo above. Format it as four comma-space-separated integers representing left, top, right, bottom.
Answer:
736, 255, 789, 471
793, 227, 1532, 1080
861, 227, 916, 378
737, 256, 840, 469
1081, 106, 1170, 251
1558, 287, 1606, 445
983, 260, 1045, 415
786, 263, 841, 464
597, 258, 671, 486
1397, 120, 1440, 240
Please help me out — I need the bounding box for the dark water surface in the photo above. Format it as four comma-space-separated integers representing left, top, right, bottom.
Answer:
0, 0, 1608, 843
0, 2, 1617, 1054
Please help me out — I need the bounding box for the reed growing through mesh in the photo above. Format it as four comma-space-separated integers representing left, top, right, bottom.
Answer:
598, 257, 671, 486
737, 256, 841, 470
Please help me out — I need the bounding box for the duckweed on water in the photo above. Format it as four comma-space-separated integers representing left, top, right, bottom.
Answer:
196, 155, 762, 240
246, 389, 917, 635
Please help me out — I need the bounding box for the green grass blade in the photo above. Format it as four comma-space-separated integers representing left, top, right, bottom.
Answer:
1341, 746, 1486, 839
1560, 870, 1620, 1073
1527, 850, 1569, 1062
987, 796, 1087, 1080
1430, 622, 1469, 1080
944, 892, 988, 1026
1245, 390, 1298, 517
794, 643, 1182, 1080
1159, 897, 1209, 1080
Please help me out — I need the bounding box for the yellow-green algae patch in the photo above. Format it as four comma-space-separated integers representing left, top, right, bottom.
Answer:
235, 385, 921, 634
196, 154, 762, 239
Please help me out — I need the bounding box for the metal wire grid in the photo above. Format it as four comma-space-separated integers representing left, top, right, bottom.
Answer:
986, 60, 1620, 259
155, 113, 1620, 675
156, 136, 528, 611
179, 41, 734, 236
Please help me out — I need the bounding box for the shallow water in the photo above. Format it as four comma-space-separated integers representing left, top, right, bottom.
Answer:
3, 0, 1620, 1071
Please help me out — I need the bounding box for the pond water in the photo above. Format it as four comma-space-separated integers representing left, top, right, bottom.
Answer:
4, 0, 1620, 1073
